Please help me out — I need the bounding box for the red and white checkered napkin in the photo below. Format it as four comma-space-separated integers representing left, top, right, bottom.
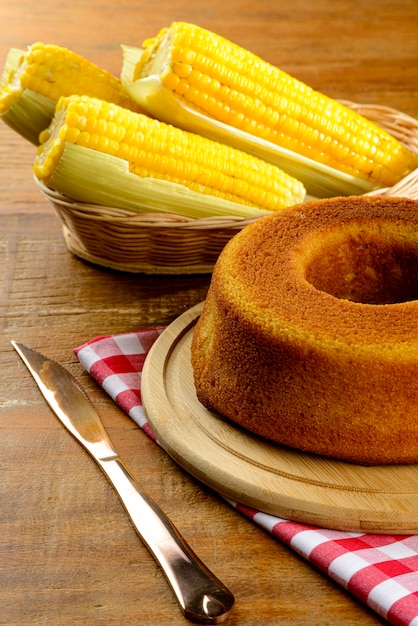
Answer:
75, 329, 418, 626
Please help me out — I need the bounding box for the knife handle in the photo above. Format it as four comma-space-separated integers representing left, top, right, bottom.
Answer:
97, 455, 234, 624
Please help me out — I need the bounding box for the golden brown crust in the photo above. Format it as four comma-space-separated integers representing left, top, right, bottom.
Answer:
191, 196, 418, 465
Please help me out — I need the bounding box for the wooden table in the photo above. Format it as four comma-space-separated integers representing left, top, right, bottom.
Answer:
1, 0, 416, 623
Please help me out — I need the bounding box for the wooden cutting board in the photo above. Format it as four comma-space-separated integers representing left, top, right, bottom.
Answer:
142, 302, 418, 534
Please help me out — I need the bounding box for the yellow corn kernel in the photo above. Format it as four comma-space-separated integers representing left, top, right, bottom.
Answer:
0, 42, 144, 144
122, 22, 418, 196
34, 94, 306, 217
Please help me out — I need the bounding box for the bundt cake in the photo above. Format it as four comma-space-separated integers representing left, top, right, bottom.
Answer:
191, 196, 418, 465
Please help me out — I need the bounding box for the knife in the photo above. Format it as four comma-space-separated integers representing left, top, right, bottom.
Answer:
11, 341, 234, 624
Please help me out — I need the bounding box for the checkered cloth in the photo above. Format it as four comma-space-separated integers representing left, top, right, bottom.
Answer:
75, 329, 418, 626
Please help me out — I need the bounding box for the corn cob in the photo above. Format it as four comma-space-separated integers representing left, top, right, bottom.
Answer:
34, 94, 306, 219
121, 22, 418, 198
0, 42, 144, 144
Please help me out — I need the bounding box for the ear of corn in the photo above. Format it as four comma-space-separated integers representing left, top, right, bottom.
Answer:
33, 94, 306, 219
0, 48, 55, 143
121, 22, 418, 198
0, 42, 145, 144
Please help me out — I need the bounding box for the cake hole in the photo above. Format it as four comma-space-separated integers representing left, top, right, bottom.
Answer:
304, 230, 418, 304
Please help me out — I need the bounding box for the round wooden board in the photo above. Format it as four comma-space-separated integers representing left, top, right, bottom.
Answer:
142, 302, 418, 534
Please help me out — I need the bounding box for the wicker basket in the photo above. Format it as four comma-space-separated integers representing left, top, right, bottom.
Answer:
36, 101, 418, 274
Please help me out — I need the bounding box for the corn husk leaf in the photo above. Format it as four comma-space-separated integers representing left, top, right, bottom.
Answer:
41, 142, 269, 219
1, 88, 55, 144
121, 44, 375, 199
0, 48, 23, 90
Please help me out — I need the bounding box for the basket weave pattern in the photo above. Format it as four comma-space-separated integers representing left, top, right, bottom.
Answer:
37, 101, 418, 274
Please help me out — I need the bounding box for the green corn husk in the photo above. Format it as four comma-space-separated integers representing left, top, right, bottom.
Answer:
37, 142, 270, 220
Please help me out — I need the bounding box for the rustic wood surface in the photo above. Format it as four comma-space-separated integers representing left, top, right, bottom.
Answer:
1, 0, 417, 624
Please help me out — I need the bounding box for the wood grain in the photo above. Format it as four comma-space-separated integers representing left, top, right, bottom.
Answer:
2, 0, 417, 623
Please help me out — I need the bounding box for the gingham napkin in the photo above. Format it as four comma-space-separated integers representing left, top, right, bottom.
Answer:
75, 329, 418, 626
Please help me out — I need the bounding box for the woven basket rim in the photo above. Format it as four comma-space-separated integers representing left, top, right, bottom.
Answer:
36, 165, 418, 231
35, 177, 263, 230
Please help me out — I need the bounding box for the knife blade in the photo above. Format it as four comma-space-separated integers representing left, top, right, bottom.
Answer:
11, 341, 234, 624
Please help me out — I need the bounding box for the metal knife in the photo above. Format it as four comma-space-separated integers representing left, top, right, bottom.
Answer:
11, 341, 234, 624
